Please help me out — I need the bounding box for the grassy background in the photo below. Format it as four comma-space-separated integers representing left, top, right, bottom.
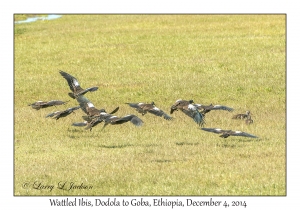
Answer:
14, 14, 285, 196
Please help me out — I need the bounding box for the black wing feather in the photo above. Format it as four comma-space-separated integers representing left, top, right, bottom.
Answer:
59, 70, 81, 92
181, 107, 205, 126
231, 131, 258, 138
125, 103, 141, 109
148, 109, 173, 120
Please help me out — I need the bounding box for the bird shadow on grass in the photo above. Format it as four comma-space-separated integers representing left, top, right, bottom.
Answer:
98, 143, 159, 149
151, 159, 172, 163
67, 128, 85, 133
151, 158, 189, 163
98, 144, 135, 149
175, 142, 200, 146
217, 143, 237, 149
216, 137, 262, 148
67, 128, 107, 139
67, 128, 86, 139
233, 137, 262, 143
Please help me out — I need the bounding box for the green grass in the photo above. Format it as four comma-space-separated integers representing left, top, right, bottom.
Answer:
14, 14, 286, 196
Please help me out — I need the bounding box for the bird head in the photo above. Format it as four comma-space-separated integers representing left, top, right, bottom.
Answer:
189, 100, 194, 104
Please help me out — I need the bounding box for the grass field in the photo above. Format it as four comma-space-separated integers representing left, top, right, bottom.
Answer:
14, 14, 286, 196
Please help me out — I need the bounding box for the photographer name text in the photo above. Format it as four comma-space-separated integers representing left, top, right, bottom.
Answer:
22, 181, 93, 191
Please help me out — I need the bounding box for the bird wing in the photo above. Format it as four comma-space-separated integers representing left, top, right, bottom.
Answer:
52, 106, 80, 117
130, 115, 144, 126
113, 115, 143, 126
194, 104, 205, 110
59, 70, 83, 92
45, 111, 61, 118
194, 104, 234, 112
231, 131, 258, 138
85, 87, 98, 92
85, 117, 104, 130
101, 116, 119, 130
111, 115, 131, 125
82, 115, 96, 122
201, 128, 226, 134
72, 121, 88, 127
98, 112, 115, 124
76, 95, 90, 114
126, 103, 142, 109
46, 100, 68, 106
68, 106, 81, 112
194, 104, 212, 114
76, 87, 99, 96
181, 104, 205, 126
148, 107, 173, 120
35, 101, 48, 105
109, 107, 119, 115
147, 107, 164, 117
29, 101, 46, 109
211, 105, 234, 112
76, 95, 99, 115
76, 95, 91, 104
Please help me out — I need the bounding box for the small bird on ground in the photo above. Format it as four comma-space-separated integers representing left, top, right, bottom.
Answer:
245, 115, 254, 125
200, 127, 258, 138
232, 110, 251, 120
59, 70, 98, 99
126, 102, 172, 120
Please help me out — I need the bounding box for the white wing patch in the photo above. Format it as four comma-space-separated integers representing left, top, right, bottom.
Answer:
188, 104, 196, 110
87, 102, 94, 108
153, 107, 160, 111
73, 79, 79, 87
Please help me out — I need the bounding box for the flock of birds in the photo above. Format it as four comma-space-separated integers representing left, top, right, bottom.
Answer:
28, 70, 258, 139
